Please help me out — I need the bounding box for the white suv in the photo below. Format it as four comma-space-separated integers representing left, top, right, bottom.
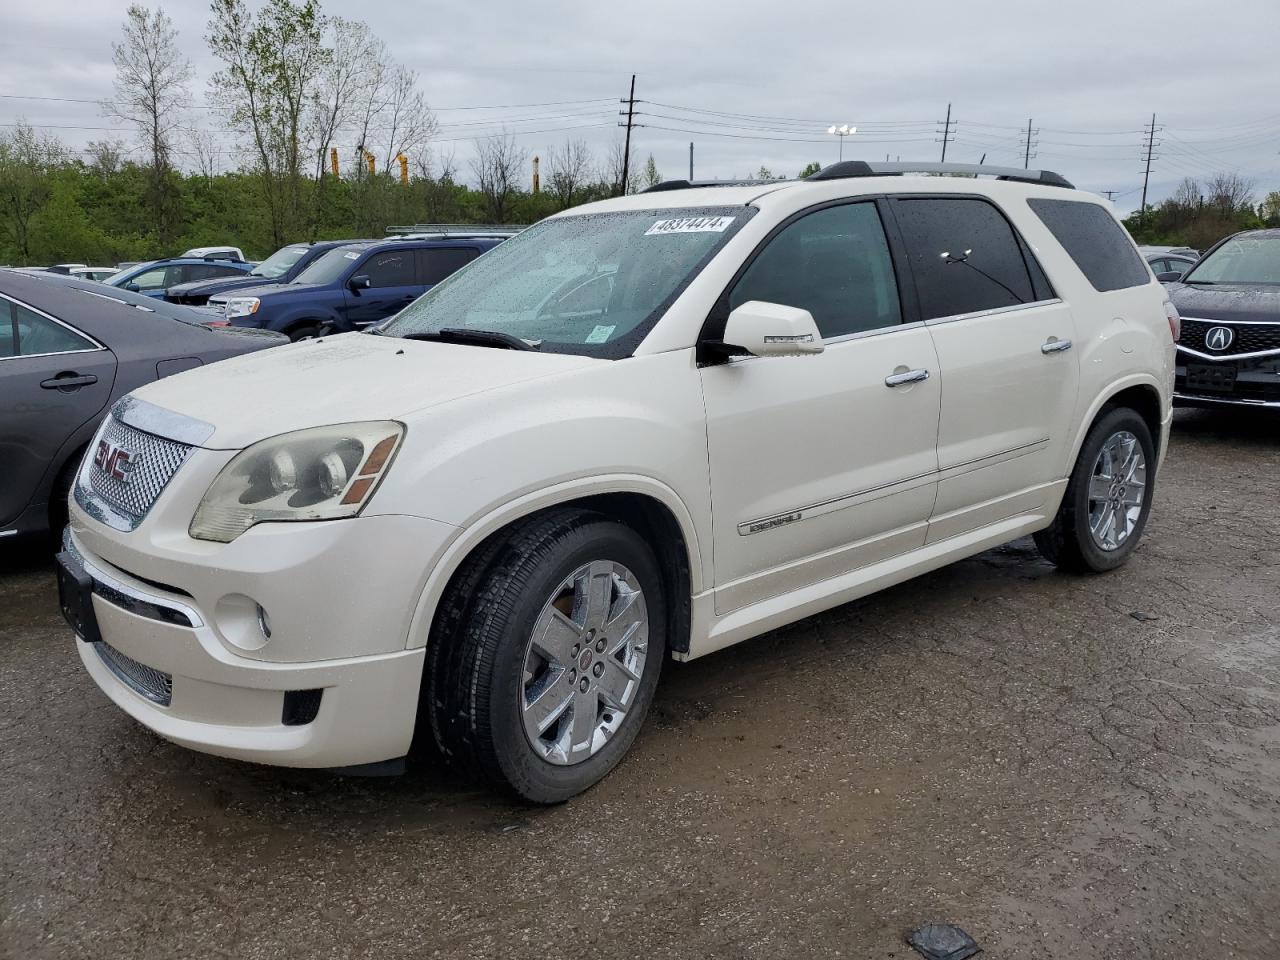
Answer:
59, 162, 1177, 802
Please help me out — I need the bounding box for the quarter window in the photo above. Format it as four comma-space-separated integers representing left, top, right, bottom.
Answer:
730, 202, 902, 338
363, 251, 417, 288
127, 266, 171, 291
419, 247, 481, 284
1028, 198, 1150, 292
892, 197, 1037, 320
2, 300, 96, 358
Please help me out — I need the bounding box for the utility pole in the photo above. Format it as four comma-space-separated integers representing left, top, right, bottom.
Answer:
619, 74, 637, 196
1023, 118, 1037, 169
689, 142, 694, 180
1140, 113, 1160, 225
1101, 189, 1118, 201
937, 103, 955, 162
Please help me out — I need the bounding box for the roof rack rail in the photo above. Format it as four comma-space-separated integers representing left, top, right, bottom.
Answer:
385, 223, 525, 236
641, 178, 779, 193
806, 160, 1073, 189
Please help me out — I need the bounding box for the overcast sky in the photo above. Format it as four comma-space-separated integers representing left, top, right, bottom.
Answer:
3, 0, 1278, 215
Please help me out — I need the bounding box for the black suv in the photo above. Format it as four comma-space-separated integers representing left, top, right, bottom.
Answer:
1167, 229, 1280, 409
207, 236, 507, 341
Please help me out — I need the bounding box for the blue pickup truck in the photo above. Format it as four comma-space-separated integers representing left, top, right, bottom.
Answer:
207, 236, 506, 340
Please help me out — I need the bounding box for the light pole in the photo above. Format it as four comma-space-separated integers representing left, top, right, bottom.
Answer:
826, 124, 856, 161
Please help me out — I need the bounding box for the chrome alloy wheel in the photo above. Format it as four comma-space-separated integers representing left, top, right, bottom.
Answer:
520, 560, 649, 765
1087, 430, 1147, 552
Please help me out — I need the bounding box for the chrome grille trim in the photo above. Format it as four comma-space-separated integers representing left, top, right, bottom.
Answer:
62, 530, 202, 628
95, 641, 173, 706
75, 416, 193, 532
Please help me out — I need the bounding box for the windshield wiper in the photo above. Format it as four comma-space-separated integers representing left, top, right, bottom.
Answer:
396, 327, 541, 351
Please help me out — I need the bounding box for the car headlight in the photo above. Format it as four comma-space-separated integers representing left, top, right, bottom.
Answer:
189, 422, 404, 543
223, 297, 260, 319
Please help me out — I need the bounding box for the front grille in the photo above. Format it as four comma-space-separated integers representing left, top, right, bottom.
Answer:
83, 417, 193, 530
96, 641, 173, 706
1180, 318, 1280, 356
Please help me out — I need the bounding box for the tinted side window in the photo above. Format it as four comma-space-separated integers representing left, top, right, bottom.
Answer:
1028, 198, 1150, 292
730, 203, 902, 338
892, 197, 1036, 320
8, 301, 96, 356
128, 266, 171, 291
419, 247, 480, 284
363, 251, 417, 288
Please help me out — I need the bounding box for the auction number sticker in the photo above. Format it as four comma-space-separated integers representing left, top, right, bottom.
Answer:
645, 216, 736, 236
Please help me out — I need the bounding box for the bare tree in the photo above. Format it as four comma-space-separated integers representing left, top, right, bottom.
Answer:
207, 0, 329, 244
545, 138, 593, 209
308, 19, 378, 180
1206, 172, 1254, 217
85, 139, 129, 177
1171, 177, 1201, 210
0, 122, 66, 261
188, 128, 221, 179
106, 5, 192, 241
380, 66, 438, 174
604, 138, 639, 196
470, 132, 527, 223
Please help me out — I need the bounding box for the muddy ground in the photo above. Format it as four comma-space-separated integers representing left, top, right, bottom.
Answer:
2, 408, 1278, 960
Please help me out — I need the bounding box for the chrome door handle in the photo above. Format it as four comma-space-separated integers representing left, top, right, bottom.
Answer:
884, 368, 930, 387
1041, 338, 1073, 354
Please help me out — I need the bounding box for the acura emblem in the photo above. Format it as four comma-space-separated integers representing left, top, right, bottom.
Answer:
1205, 326, 1235, 351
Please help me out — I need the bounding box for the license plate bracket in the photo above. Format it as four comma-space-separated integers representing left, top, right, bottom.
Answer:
56, 550, 102, 644
1186, 362, 1238, 393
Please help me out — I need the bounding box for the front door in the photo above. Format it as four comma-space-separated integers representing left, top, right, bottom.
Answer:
699, 201, 941, 615
0, 295, 116, 526
886, 195, 1080, 541
341, 249, 423, 329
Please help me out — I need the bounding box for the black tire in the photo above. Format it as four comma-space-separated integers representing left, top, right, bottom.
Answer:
1034, 407, 1156, 573
426, 509, 666, 803
287, 323, 322, 341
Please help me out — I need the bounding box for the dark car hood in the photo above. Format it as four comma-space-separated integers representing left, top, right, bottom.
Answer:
168, 274, 280, 298
208, 281, 329, 303
1167, 282, 1280, 323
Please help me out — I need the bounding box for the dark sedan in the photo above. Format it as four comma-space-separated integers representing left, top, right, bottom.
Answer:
0, 270, 286, 540
1167, 229, 1280, 410
165, 240, 361, 306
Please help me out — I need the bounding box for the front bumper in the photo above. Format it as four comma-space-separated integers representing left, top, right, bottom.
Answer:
64, 505, 456, 768
1174, 351, 1280, 409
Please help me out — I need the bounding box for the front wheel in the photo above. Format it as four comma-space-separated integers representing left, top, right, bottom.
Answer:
427, 510, 665, 803
1035, 407, 1156, 573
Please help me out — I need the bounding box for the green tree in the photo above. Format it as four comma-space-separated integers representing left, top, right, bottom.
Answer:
798, 161, 821, 178
641, 154, 661, 190
0, 123, 64, 262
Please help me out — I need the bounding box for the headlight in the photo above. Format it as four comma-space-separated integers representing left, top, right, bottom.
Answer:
223, 297, 260, 319
189, 422, 404, 543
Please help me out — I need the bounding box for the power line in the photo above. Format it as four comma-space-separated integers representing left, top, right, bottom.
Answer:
938, 103, 955, 162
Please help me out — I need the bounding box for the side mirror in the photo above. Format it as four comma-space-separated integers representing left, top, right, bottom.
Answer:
1156, 271, 1184, 282
348, 274, 371, 290
125, 283, 141, 292
723, 301, 824, 358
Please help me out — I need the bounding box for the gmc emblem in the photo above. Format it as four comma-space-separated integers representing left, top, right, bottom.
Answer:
94, 439, 136, 483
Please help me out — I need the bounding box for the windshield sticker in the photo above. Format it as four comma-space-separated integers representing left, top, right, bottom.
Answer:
585, 324, 616, 344
645, 216, 736, 236
344, 251, 360, 259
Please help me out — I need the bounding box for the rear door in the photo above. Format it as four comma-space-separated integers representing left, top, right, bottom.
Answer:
0, 295, 116, 526
342, 249, 421, 328
418, 246, 481, 294
888, 195, 1079, 542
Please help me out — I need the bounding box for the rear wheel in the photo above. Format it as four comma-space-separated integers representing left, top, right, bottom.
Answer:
287, 323, 321, 341
427, 510, 665, 803
1035, 407, 1156, 573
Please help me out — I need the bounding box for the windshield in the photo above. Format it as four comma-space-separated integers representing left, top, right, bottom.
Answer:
1183, 235, 1280, 285
250, 245, 310, 279
104, 264, 151, 286
380, 208, 752, 358
293, 246, 369, 285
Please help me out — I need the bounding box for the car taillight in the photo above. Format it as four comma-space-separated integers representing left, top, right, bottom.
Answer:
1163, 301, 1181, 342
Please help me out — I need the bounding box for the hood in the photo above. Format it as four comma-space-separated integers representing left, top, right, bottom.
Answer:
209, 281, 329, 304
128, 331, 603, 449
1168, 282, 1280, 324
169, 274, 277, 298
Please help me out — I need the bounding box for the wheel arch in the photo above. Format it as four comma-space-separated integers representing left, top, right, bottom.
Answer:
1066, 375, 1166, 473
406, 476, 704, 656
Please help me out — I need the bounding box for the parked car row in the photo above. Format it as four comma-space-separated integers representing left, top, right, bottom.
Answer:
50, 161, 1186, 803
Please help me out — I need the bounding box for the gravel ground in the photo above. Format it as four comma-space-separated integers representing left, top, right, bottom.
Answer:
2, 407, 1278, 960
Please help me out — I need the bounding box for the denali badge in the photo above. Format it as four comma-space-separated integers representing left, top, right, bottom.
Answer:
94, 439, 136, 483
741, 512, 802, 536
1205, 326, 1235, 351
